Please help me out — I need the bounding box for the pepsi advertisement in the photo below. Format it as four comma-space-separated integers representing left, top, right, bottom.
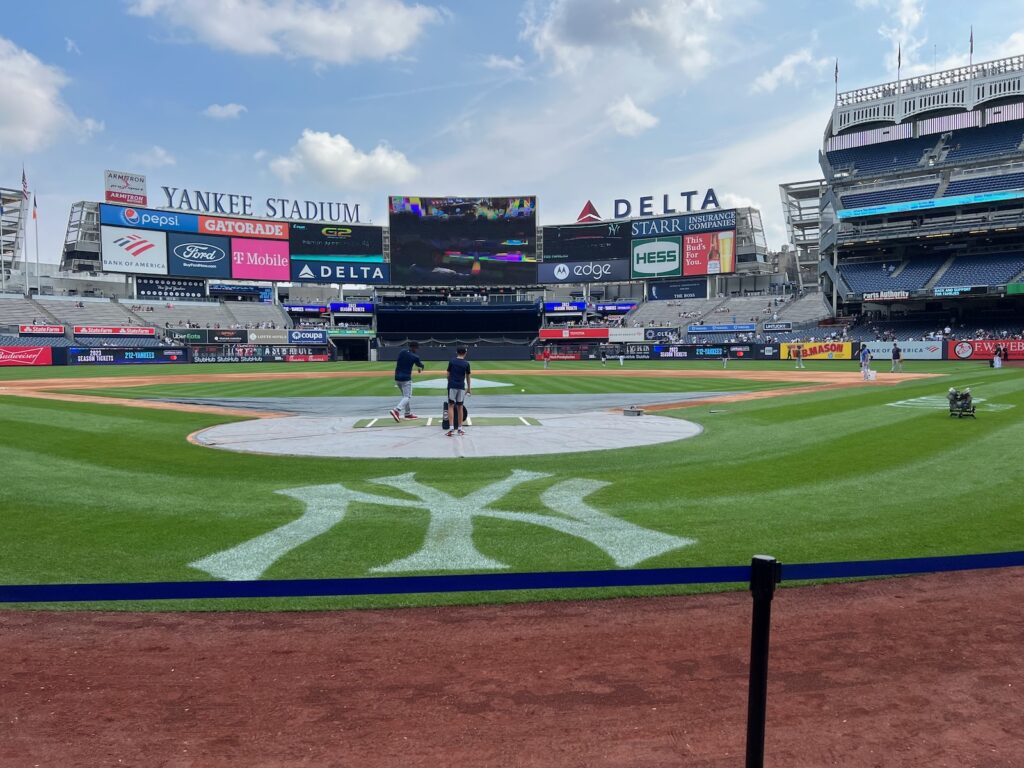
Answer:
166, 232, 232, 278
99, 203, 198, 233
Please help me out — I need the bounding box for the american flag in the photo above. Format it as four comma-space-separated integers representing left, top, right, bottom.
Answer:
21, 167, 29, 200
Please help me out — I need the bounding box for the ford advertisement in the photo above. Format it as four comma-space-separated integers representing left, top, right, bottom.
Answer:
166, 232, 232, 278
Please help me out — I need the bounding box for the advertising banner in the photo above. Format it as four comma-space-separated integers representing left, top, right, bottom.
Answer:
289, 259, 391, 284
631, 237, 682, 279
18, 325, 65, 335
543, 302, 586, 312
629, 209, 737, 238
104, 170, 147, 207
166, 328, 209, 343
539, 327, 609, 340
248, 329, 290, 344
284, 305, 328, 313
329, 302, 374, 313
948, 339, 1024, 360
648, 277, 707, 300
67, 348, 189, 365
683, 231, 736, 275
762, 321, 793, 332
608, 327, 645, 342
863, 341, 944, 360
166, 232, 232, 278
780, 341, 854, 360
642, 326, 680, 342
100, 226, 169, 275
687, 323, 757, 333
231, 238, 290, 280
100, 204, 196, 233
541, 220, 631, 262
136, 276, 206, 301
211, 329, 248, 344
595, 302, 637, 312
534, 350, 582, 361
537, 259, 630, 284
285, 354, 331, 362
73, 325, 156, 336
200, 216, 289, 240
328, 328, 374, 336
288, 328, 329, 345
0, 346, 53, 366
288, 222, 384, 259
637, 344, 779, 361
191, 344, 327, 363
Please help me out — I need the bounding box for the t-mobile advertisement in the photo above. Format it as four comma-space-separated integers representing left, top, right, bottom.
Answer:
231, 238, 290, 280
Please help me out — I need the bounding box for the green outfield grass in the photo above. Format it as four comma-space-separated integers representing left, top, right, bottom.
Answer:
1, 359, 1021, 611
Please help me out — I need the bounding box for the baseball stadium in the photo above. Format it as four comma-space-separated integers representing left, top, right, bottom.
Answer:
3, 13, 1024, 768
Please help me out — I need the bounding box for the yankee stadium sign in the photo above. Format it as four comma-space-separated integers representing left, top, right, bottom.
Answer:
161, 186, 363, 223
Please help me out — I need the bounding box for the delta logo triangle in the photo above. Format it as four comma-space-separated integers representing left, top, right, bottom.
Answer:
298, 264, 314, 279
577, 200, 602, 223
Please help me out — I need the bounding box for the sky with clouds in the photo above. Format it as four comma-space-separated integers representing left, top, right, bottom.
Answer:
2, 0, 1022, 264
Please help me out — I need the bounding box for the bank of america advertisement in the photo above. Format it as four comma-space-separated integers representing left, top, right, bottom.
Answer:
100, 225, 169, 274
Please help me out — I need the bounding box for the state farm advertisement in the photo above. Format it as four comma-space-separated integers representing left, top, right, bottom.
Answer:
200, 216, 289, 240
231, 238, 290, 280
683, 231, 736, 276
19, 325, 65, 335
0, 346, 53, 366
73, 326, 157, 336
539, 328, 610, 340
949, 339, 1024, 360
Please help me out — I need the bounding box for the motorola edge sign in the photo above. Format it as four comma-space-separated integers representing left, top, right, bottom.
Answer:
537, 259, 630, 283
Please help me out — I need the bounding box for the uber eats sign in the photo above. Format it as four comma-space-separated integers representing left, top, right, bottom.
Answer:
631, 237, 681, 279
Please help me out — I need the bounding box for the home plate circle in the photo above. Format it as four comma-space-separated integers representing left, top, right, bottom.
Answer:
191, 411, 702, 459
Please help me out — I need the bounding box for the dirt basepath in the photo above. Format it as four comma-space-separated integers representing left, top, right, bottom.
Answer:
0, 368, 940, 417
2, 568, 1020, 767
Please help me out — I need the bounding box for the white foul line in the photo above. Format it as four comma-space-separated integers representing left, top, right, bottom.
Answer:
366, 418, 378, 428
427, 417, 433, 426
519, 416, 530, 426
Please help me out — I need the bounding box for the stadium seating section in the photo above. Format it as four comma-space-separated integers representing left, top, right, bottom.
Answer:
943, 171, 1024, 197
129, 300, 238, 329
839, 256, 947, 293
934, 253, 1024, 287
944, 122, 1024, 164
34, 297, 141, 327
826, 135, 939, 177
224, 302, 291, 328
0, 334, 72, 347
72, 336, 166, 347
841, 184, 939, 209
0, 295, 48, 327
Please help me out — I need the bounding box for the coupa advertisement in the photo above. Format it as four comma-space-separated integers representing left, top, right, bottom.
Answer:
780, 342, 854, 360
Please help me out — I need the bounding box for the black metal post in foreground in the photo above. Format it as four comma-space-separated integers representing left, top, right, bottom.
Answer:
745, 555, 782, 768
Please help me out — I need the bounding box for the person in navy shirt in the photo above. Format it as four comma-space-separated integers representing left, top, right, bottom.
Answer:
446, 346, 472, 437
390, 341, 425, 422
860, 343, 873, 380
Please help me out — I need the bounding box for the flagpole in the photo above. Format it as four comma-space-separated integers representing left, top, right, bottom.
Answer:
34, 196, 40, 295
0, 199, 6, 294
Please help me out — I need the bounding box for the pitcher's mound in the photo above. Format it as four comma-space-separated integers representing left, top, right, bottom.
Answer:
191, 411, 702, 459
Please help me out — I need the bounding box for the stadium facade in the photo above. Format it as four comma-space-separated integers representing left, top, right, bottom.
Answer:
818, 54, 1024, 326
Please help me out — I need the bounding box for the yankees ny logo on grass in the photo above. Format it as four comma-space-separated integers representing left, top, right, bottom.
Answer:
191, 471, 695, 580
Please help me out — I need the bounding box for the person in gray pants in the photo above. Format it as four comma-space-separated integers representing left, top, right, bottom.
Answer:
389, 341, 425, 422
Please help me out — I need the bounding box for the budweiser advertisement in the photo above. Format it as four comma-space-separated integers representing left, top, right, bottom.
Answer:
539, 328, 610, 340
0, 346, 53, 366
949, 339, 1024, 360
73, 326, 157, 336
18, 325, 65, 335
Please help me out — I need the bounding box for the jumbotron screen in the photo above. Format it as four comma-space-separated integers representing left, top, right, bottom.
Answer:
388, 196, 538, 285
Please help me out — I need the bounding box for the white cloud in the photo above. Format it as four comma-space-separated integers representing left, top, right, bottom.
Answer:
484, 54, 525, 73
0, 37, 99, 153
127, 0, 442, 65
606, 96, 658, 136
856, 0, 926, 72
751, 49, 829, 93
65, 37, 81, 55
203, 102, 247, 119
269, 129, 417, 189
523, 0, 733, 80
132, 145, 176, 168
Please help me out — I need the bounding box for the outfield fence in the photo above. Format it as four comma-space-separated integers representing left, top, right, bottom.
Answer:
4, 550, 1023, 768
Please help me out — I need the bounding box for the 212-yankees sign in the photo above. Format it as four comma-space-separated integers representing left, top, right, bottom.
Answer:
190, 471, 695, 580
